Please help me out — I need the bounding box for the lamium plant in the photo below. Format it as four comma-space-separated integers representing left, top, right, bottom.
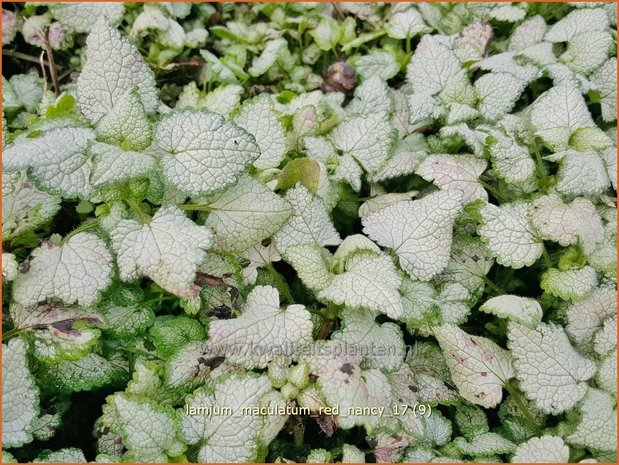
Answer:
1, 2, 617, 463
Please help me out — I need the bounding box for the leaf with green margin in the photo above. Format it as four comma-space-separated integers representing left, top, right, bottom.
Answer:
149, 317, 205, 359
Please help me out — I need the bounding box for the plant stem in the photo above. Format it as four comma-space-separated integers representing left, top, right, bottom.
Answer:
128, 351, 135, 377
177, 203, 215, 212
2, 49, 57, 68
64, 219, 100, 242
478, 179, 507, 203
43, 28, 60, 96
531, 145, 549, 193
481, 275, 501, 294
293, 417, 304, 448
541, 244, 553, 269
317, 318, 334, 340
405, 35, 412, 55
504, 379, 542, 436
141, 296, 177, 307
126, 199, 151, 224
265, 263, 295, 304
2, 327, 24, 342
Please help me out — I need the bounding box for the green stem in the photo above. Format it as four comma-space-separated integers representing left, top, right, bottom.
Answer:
265, 263, 295, 304
2, 327, 25, 342
141, 296, 177, 307
128, 351, 135, 377
481, 275, 501, 294
306, 307, 325, 317
504, 379, 542, 436
531, 145, 549, 193
64, 219, 100, 242
405, 35, 412, 55
126, 199, 151, 224
541, 244, 553, 269
293, 418, 304, 448
177, 203, 215, 212
478, 179, 508, 203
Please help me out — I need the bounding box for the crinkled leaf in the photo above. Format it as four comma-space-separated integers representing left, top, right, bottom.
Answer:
95, 88, 152, 152
3, 74, 44, 113
530, 82, 595, 152
273, 185, 341, 254
566, 388, 617, 452
416, 154, 487, 204
90, 142, 156, 188
354, 50, 399, 81
204, 175, 291, 253
112, 393, 185, 462
475, 72, 527, 121
34, 448, 87, 463
454, 433, 516, 456
178, 372, 277, 462
363, 190, 463, 281
233, 96, 286, 170
406, 35, 460, 95
552, 150, 610, 197
2, 338, 40, 448
479, 202, 543, 269
560, 31, 613, 75
331, 307, 405, 372
541, 267, 597, 301
2, 172, 61, 239
37, 353, 127, 393
318, 253, 403, 319
566, 288, 616, 351
590, 58, 617, 122
3, 127, 96, 198
512, 435, 569, 463
110, 206, 212, 299
49, 2, 124, 33
206, 286, 313, 369
434, 324, 514, 408
156, 110, 260, 196
386, 7, 430, 39
479, 295, 543, 329
544, 8, 609, 42
304, 341, 391, 430
508, 321, 596, 414
77, 18, 158, 124
346, 75, 394, 116
331, 113, 395, 173
529, 194, 603, 254
13, 232, 113, 307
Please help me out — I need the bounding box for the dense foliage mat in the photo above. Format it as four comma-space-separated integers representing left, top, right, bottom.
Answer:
1, 2, 617, 463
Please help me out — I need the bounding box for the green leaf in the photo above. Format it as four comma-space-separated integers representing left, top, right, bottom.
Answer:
276, 158, 321, 194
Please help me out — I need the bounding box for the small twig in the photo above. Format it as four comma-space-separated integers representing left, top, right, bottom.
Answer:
39, 51, 49, 94
541, 244, 553, 269
481, 275, 501, 294
2, 327, 24, 342
57, 68, 75, 82
43, 28, 61, 96
125, 199, 151, 224
64, 219, 101, 243
265, 263, 296, 304
317, 318, 334, 340
3, 49, 56, 68
504, 379, 543, 436
331, 2, 345, 20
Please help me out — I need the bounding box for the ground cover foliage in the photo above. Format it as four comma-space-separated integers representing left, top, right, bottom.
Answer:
1, 2, 617, 463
